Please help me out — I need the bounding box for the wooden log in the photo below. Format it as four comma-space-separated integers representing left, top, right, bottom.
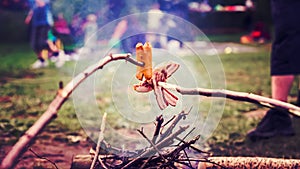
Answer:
198, 156, 300, 169
71, 155, 300, 169
71, 155, 93, 169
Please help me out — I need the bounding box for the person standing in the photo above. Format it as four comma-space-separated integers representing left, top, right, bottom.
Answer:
25, 0, 53, 69
247, 0, 300, 140
82, 14, 98, 53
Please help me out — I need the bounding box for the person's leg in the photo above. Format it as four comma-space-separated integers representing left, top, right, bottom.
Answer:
272, 75, 294, 101
247, 75, 295, 140
31, 26, 50, 69
271, 75, 295, 134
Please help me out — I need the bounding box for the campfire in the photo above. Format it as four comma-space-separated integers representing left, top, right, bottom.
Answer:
72, 109, 216, 169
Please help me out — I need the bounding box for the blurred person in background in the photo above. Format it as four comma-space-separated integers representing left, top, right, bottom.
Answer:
81, 14, 98, 53
158, 0, 192, 48
147, 3, 166, 48
25, 0, 54, 69
53, 13, 79, 60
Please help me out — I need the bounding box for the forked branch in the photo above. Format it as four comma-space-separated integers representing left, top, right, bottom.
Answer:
1, 53, 143, 169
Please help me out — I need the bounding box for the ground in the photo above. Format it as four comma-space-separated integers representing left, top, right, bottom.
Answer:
0, 131, 91, 169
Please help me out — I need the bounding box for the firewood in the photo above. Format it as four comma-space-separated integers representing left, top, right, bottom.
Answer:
71, 155, 93, 169
198, 156, 300, 169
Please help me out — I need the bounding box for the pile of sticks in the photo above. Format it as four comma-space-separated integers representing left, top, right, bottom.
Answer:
72, 110, 218, 169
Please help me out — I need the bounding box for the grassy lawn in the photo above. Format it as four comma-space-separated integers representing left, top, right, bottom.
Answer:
0, 43, 81, 144
1, 41, 300, 161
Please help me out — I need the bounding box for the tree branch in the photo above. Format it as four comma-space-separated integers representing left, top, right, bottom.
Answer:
158, 82, 300, 117
1, 53, 143, 169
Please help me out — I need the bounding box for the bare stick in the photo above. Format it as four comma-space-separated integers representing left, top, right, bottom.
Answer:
176, 127, 196, 146
175, 137, 212, 156
1, 53, 143, 169
152, 115, 164, 144
90, 113, 107, 169
159, 82, 300, 117
168, 135, 200, 159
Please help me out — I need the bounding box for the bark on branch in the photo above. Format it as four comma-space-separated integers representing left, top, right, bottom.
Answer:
158, 82, 300, 117
1, 53, 143, 169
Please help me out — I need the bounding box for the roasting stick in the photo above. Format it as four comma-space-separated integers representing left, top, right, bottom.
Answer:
158, 82, 300, 117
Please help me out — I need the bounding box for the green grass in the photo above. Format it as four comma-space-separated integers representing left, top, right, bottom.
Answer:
1, 41, 300, 158
0, 43, 81, 144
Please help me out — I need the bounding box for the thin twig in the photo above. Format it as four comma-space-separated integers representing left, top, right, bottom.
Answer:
137, 128, 167, 162
176, 127, 196, 146
29, 148, 59, 169
140, 156, 153, 169
1, 53, 143, 169
161, 115, 176, 128
90, 113, 107, 169
159, 115, 175, 136
182, 149, 193, 169
159, 82, 300, 117
168, 135, 200, 159
175, 137, 212, 156
152, 115, 164, 144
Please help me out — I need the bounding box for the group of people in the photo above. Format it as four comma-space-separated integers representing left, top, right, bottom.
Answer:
25, 0, 193, 69
25, 0, 84, 69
